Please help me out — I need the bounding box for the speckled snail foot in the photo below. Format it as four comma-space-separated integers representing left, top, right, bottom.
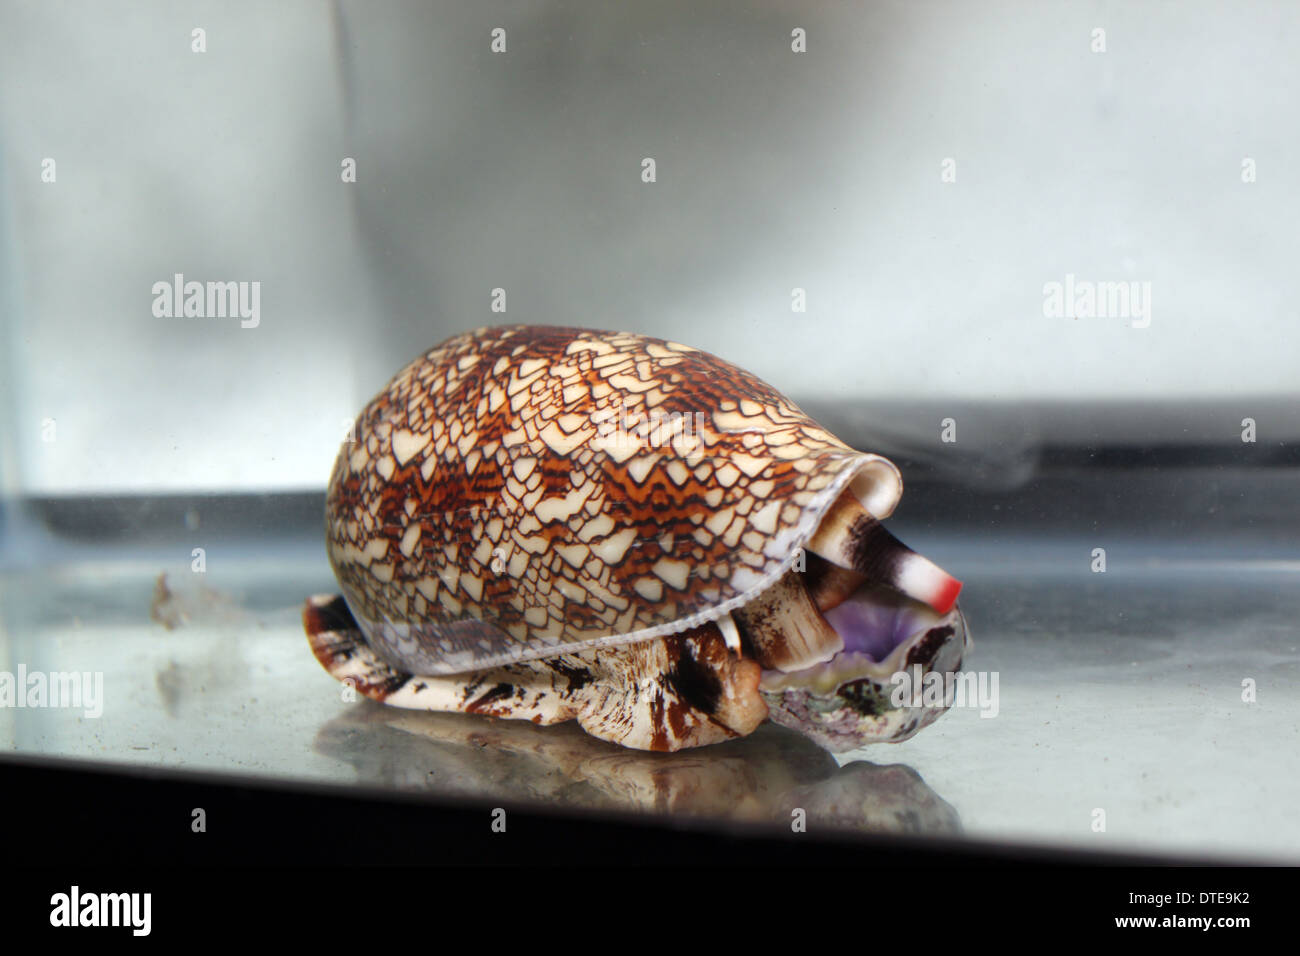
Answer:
304, 325, 970, 752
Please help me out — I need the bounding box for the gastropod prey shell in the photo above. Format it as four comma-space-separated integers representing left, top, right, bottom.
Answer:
304, 325, 970, 752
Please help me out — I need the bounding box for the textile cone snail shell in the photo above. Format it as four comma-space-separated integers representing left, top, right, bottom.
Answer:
304, 326, 970, 752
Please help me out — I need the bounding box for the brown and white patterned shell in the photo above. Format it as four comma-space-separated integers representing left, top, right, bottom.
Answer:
326, 325, 903, 675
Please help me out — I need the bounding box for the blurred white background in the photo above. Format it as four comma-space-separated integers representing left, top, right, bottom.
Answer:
2, 0, 1297, 494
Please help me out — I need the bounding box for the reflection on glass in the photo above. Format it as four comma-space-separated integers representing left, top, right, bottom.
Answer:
314, 705, 961, 836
